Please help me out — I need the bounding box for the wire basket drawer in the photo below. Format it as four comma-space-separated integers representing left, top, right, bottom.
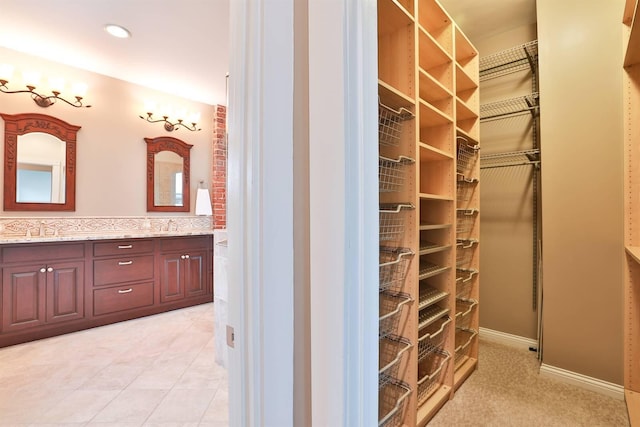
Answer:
418, 315, 451, 360
379, 247, 414, 293
456, 267, 478, 284
378, 378, 412, 427
456, 137, 480, 178
380, 203, 414, 244
456, 176, 478, 204
379, 156, 415, 193
379, 101, 415, 147
454, 327, 478, 370
456, 278, 473, 299
456, 209, 478, 239
456, 239, 478, 268
455, 298, 478, 330
379, 335, 412, 389
379, 292, 412, 339
417, 349, 450, 404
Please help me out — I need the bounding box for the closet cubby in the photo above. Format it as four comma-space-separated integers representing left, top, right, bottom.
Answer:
623, 2, 640, 424
378, 1, 479, 425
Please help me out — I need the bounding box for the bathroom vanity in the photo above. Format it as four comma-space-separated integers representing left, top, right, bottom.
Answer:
0, 232, 213, 347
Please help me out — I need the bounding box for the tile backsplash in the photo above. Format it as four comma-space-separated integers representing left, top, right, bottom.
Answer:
0, 216, 213, 238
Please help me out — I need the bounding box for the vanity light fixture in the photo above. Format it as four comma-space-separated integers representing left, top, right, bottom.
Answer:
0, 64, 91, 108
139, 109, 202, 132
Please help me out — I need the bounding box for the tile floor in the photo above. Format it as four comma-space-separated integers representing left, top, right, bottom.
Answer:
0, 302, 229, 426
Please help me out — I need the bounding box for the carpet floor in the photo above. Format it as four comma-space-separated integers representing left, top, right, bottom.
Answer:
428, 338, 629, 426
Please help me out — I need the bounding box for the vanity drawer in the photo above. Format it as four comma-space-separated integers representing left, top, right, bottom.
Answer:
93, 282, 154, 316
93, 240, 154, 257
159, 236, 210, 252
2, 243, 85, 263
93, 255, 154, 286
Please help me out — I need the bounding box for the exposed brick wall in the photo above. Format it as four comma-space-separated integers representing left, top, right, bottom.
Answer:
212, 105, 227, 229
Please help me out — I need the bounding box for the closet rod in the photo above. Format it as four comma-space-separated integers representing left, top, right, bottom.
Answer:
480, 161, 540, 170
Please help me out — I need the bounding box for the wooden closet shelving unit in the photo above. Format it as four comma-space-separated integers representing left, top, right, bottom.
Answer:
377, 1, 480, 425
624, 1, 640, 425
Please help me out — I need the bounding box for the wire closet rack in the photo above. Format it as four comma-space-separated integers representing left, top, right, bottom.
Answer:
379, 156, 416, 193
480, 149, 541, 169
379, 203, 415, 243
479, 40, 538, 81
480, 93, 539, 122
378, 100, 415, 147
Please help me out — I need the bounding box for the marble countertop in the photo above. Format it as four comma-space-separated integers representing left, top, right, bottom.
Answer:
0, 229, 215, 245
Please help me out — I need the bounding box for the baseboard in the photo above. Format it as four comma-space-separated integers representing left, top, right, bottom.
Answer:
479, 327, 538, 351
539, 363, 625, 401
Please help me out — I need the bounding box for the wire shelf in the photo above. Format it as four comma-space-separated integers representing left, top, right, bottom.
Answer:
379, 100, 415, 148
378, 378, 412, 427
456, 239, 478, 268
379, 291, 412, 339
418, 260, 450, 280
379, 203, 415, 243
456, 175, 478, 204
379, 247, 414, 293
456, 268, 478, 283
417, 315, 451, 361
480, 40, 538, 81
454, 327, 478, 370
480, 93, 539, 122
456, 137, 480, 178
418, 304, 449, 330
419, 240, 451, 255
418, 284, 448, 310
417, 349, 450, 405
480, 149, 540, 170
379, 156, 415, 193
456, 209, 478, 239
455, 298, 478, 329
379, 335, 412, 389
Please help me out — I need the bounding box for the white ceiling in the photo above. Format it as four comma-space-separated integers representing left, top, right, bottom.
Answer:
0, 0, 535, 107
439, 0, 537, 44
0, 0, 230, 106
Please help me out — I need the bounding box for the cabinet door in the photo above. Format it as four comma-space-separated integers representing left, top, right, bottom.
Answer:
2, 265, 46, 332
160, 253, 185, 303
46, 261, 84, 324
185, 250, 208, 298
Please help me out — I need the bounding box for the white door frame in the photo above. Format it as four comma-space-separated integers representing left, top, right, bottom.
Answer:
227, 0, 378, 424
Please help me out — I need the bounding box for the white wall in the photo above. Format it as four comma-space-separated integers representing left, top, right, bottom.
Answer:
538, 0, 624, 384
0, 46, 214, 217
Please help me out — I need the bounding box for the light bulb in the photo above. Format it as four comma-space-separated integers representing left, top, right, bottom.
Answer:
49, 77, 65, 93
0, 64, 14, 81
22, 70, 41, 87
71, 82, 87, 98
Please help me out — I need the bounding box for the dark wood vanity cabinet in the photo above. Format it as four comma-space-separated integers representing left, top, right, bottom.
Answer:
0, 235, 213, 347
1, 243, 85, 335
159, 236, 210, 303
92, 239, 156, 316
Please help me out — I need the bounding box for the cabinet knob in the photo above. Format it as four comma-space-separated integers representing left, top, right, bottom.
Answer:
184, 254, 190, 259
181, 255, 185, 259
40, 267, 46, 273
47, 267, 53, 273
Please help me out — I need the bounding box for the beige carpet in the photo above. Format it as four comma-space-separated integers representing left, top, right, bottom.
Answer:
428, 339, 629, 426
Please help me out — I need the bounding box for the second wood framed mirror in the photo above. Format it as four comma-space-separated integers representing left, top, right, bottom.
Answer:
145, 136, 192, 212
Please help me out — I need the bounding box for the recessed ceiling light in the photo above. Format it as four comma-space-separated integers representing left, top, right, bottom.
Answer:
104, 24, 131, 39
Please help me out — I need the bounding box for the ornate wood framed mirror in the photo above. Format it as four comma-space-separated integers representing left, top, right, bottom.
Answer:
1, 112, 80, 211
145, 136, 192, 212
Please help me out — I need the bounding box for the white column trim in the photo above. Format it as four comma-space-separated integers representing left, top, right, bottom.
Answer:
308, 0, 378, 425
227, 0, 295, 425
